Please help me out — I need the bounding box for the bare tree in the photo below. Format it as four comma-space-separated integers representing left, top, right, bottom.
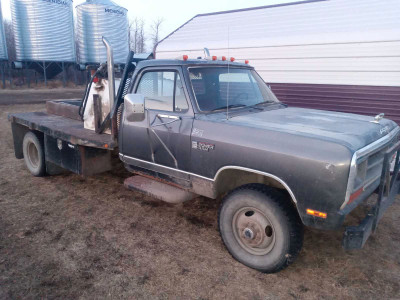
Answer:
129, 17, 146, 53
150, 17, 164, 51
4, 20, 16, 62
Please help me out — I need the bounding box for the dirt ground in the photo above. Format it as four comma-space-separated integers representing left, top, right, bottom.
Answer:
0, 88, 85, 105
0, 103, 400, 300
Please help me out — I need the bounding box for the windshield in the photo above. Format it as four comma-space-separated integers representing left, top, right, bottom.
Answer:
188, 67, 280, 112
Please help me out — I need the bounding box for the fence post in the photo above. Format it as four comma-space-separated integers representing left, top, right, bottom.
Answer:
8, 62, 12, 88
73, 67, 78, 86
43, 61, 47, 87
62, 62, 66, 88
26, 62, 31, 88
1, 63, 5, 89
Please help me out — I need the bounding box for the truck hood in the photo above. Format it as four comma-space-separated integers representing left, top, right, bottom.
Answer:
210, 107, 398, 152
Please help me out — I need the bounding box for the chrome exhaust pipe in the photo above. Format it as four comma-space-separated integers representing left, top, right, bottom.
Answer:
102, 37, 115, 109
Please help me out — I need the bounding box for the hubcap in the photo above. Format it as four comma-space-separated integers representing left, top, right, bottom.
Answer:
232, 207, 276, 255
243, 228, 254, 240
27, 141, 39, 168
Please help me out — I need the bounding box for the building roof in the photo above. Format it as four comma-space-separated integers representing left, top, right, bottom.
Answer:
156, 0, 327, 50
156, 0, 400, 51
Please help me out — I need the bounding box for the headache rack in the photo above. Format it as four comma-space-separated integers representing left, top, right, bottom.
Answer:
78, 45, 153, 139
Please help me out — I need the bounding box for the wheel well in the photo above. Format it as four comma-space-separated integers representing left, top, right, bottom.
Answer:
11, 123, 43, 159
214, 168, 297, 206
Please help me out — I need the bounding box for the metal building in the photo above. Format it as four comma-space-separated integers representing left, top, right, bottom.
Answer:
76, 0, 129, 65
10, 0, 76, 83
0, 0, 8, 61
11, 0, 75, 62
155, 0, 400, 124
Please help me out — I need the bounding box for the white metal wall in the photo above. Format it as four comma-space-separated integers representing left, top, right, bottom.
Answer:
156, 0, 400, 87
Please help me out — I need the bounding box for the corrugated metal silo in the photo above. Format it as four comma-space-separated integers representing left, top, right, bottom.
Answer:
0, 1, 8, 61
76, 0, 129, 65
11, 0, 76, 62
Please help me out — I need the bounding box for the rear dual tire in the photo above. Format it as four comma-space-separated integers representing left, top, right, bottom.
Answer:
218, 184, 304, 273
22, 132, 46, 177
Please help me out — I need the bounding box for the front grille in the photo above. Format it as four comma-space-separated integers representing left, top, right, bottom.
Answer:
353, 145, 389, 192
342, 127, 400, 209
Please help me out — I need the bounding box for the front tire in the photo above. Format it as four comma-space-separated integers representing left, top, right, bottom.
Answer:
218, 184, 304, 273
22, 132, 46, 177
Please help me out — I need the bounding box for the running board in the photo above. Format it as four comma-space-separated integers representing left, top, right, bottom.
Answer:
124, 176, 197, 204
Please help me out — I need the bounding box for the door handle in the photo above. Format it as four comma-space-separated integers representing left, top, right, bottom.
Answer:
157, 114, 180, 120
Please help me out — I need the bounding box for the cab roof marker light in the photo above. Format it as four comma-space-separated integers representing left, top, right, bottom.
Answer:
175, 55, 188, 61
230, 57, 235, 62
245, 60, 249, 64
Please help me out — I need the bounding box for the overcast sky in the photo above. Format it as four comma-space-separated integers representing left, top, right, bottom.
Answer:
1, 0, 306, 44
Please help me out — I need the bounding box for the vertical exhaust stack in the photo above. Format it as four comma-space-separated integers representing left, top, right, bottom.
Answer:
102, 37, 115, 111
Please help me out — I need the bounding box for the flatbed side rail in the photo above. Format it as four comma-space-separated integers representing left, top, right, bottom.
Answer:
8, 112, 117, 150
343, 140, 400, 249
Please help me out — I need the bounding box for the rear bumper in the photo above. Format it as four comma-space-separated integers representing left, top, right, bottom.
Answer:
342, 141, 400, 250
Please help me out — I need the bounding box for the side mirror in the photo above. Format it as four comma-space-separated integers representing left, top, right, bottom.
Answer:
124, 94, 145, 122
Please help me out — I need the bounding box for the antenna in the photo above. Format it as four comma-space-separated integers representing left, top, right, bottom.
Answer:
226, 26, 230, 120
203, 48, 210, 58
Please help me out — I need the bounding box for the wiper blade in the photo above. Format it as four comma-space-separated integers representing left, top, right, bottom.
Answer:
253, 101, 276, 106
212, 104, 247, 111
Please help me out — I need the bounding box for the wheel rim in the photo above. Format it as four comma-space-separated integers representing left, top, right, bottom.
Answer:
232, 207, 276, 255
27, 141, 40, 169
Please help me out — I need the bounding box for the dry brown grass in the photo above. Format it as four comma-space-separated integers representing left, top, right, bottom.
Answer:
0, 103, 399, 299
1, 80, 83, 90
0, 88, 85, 105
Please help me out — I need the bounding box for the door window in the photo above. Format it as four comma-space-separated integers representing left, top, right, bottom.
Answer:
136, 71, 189, 112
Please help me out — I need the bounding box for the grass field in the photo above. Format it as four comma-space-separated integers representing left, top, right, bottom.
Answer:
0, 101, 399, 299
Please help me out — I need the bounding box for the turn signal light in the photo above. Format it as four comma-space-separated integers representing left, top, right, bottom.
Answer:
183, 55, 188, 61
306, 209, 327, 219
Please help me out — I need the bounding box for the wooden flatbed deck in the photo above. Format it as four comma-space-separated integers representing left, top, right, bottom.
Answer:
8, 112, 117, 150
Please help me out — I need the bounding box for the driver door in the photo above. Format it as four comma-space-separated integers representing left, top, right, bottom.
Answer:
121, 67, 194, 176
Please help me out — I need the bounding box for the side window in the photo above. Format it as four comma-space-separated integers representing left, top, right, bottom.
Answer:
136, 71, 189, 112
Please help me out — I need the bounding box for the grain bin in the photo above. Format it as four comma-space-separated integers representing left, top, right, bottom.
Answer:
76, 0, 129, 65
0, 1, 8, 61
11, 0, 76, 62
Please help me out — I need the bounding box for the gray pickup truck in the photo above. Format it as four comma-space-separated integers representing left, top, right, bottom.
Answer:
8, 44, 400, 273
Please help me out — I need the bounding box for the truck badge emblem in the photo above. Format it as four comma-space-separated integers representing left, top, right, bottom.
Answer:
192, 141, 215, 152
380, 126, 389, 135
370, 113, 385, 124
192, 128, 204, 137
